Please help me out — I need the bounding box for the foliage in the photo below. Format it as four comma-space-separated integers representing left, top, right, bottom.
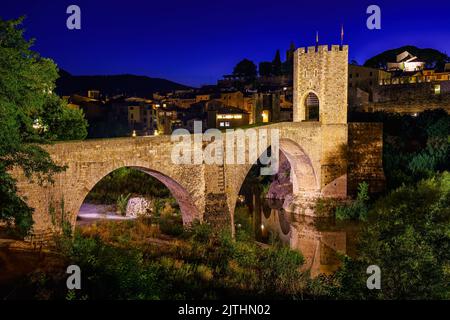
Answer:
159, 212, 184, 236
157, 201, 184, 236
185, 220, 213, 243
116, 193, 131, 216
335, 182, 370, 221
234, 206, 254, 237
0, 17, 87, 236
233, 58, 257, 79
39, 95, 88, 141
364, 45, 450, 70
17, 216, 309, 300
0, 169, 33, 236
258, 49, 288, 77
350, 109, 450, 190
271, 49, 282, 76
76, 218, 160, 246
332, 172, 450, 299
86, 167, 171, 204
259, 61, 272, 77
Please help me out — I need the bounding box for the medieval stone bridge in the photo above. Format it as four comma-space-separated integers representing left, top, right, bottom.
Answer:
12, 45, 385, 236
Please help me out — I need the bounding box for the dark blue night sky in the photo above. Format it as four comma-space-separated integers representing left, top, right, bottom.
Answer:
2, 0, 450, 87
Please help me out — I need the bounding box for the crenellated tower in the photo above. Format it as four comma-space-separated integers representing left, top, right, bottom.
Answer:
293, 45, 348, 124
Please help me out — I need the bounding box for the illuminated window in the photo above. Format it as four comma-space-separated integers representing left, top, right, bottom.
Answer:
219, 122, 225, 127
261, 110, 269, 123
233, 114, 242, 119
434, 84, 441, 95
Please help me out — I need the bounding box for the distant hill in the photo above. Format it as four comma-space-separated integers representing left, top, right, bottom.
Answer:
364, 46, 450, 71
56, 70, 192, 98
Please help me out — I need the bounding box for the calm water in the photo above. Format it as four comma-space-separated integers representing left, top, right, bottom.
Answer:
241, 199, 360, 277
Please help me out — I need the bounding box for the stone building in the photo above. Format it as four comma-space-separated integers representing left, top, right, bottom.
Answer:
387, 51, 425, 72
206, 104, 250, 129
293, 45, 348, 124
155, 105, 185, 134
126, 97, 156, 135
348, 64, 391, 109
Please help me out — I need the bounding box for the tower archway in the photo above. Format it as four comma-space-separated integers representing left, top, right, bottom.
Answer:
304, 92, 319, 121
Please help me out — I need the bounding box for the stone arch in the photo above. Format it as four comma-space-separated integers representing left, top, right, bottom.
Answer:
278, 139, 319, 194
70, 165, 201, 230
229, 138, 319, 225
303, 91, 320, 121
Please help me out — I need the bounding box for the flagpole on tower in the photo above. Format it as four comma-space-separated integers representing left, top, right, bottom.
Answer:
340, 24, 344, 48
315, 31, 319, 51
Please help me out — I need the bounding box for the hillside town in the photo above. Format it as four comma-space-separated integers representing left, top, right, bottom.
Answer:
63, 45, 450, 138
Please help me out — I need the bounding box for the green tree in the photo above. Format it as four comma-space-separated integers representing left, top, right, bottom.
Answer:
271, 49, 282, 76
0, 17, 87, 236
335, 182, 370, 221
39, 95, 88, 141
259, 61, 272, 77
364, 46, 450, 70
233, 58, 257, 79
334, 173, 450, 299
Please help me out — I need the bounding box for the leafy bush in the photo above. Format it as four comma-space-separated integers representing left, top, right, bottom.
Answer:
350, 109, 450, 190
335, 182, 369, 221
86, 167, 171, 204
41, 212, 311, 300
159, 204, 184, 237
332, 172, 450, 299
186, 220, 213, 243
116, 193, 131, 216
234, 206, 253, 238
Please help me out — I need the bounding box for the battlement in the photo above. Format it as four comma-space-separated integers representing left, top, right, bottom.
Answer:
293, 44, 348, 124
297, 44, 348, 55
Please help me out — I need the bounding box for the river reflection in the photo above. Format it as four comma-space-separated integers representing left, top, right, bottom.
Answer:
244, 199, 359, 277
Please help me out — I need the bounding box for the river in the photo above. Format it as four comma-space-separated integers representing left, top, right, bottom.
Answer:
240, 199, 360, 277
